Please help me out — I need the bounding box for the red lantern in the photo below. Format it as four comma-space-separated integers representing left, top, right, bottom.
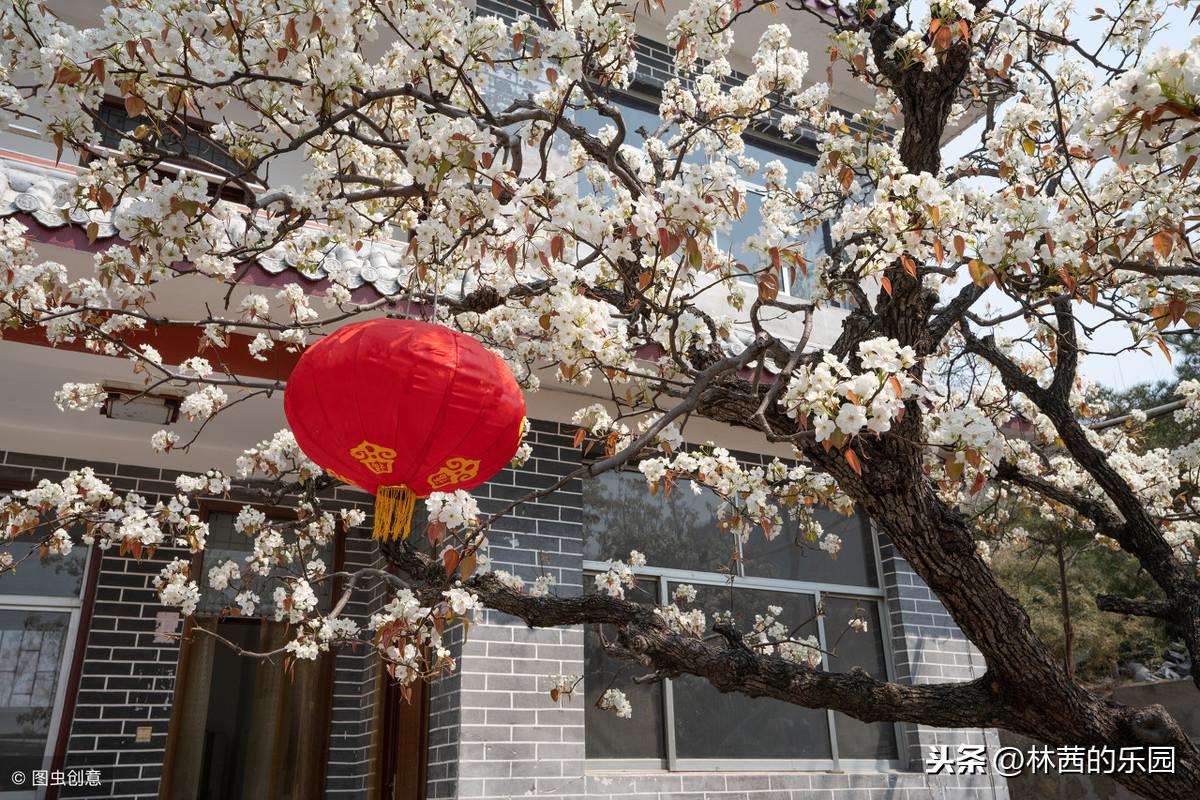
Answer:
284, 318, 526, 540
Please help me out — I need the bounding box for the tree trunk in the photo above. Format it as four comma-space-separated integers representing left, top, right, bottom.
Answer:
1057, 539, 1076, 680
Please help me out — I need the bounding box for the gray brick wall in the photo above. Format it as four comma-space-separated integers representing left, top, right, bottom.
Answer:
326, 499, 392, 798
431, 420, 589, 798
879, 536, 1006, 784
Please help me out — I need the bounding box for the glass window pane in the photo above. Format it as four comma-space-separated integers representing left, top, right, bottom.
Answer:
722, 189, 764, 274
670, 585, 831, 760
0, 609, 70, 779
583, 575, 665, 761
823, 597, 898, 760
199, 512, 333, 616
741, 507, 878, 587
582, 471, 737, 574
0, 537, 87, 598
576, 100, 664, 151
729, 201, 826, 298
739, 139, 822, 295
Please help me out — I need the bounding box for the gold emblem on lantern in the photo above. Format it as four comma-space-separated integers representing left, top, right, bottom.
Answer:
350, 440, 397, 474
428, 457, 481, 489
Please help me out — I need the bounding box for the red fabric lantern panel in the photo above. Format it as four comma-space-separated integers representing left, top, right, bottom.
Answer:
284, 318, 526, 539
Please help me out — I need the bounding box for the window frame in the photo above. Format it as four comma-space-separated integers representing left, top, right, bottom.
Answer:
581, 475, 904, 774
0, 480, 96, 800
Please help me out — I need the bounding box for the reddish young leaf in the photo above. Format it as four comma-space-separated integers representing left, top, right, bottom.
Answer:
124, 94, 145, 118
459, 550, 478, 580
427, 521, 446, 548
1153, 231, 1174, 260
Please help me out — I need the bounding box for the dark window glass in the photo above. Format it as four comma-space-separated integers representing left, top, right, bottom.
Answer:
97, 103, 241, 174
723, 190, 827, 298
582, 470, 889, 766
670, 585, 831, 760
0, 609, 70, 781
198, 512, 333, 616
823, 597, 898, 760
584, 618, 666, 760
741, 508, 877, 587
582, 471, 737, 574
0, 538, 87, 598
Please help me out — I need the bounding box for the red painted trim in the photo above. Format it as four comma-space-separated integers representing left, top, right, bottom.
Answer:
0, 148, 80, 172
2, 320, 302, 382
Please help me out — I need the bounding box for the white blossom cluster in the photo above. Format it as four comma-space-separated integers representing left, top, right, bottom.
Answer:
780, 338, 918, 443
593, 550, 644, 599
425, 490, 481, 530
654, 603, 706, 637
366, 586, 477, 682
748, 605, 822, 669
638, 447, 848, 555
598, 687, 633, 718
154, 559, 200, 616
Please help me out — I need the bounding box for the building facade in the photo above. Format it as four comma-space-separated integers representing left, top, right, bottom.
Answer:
0, 0, 1009, 798
0, 421, 1009, 800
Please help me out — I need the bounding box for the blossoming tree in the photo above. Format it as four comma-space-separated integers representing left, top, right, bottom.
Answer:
1, 0, 1199, 795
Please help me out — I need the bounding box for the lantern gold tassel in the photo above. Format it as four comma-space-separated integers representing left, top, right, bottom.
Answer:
373, 485, 418, 541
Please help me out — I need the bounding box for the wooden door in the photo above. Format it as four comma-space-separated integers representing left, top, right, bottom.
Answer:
372, 668, 429, 800
160, 618, 334, 800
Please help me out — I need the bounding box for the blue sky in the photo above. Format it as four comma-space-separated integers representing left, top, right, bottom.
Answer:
939, 2, 1196, 391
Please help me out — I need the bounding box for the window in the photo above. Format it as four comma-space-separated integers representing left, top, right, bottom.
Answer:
92, 100, 258, 204
96, 101, 242, 175
0, 517, 89, 799
582, 470, 899, 770
575, 92, 828, 298
723, 138, 828, 299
